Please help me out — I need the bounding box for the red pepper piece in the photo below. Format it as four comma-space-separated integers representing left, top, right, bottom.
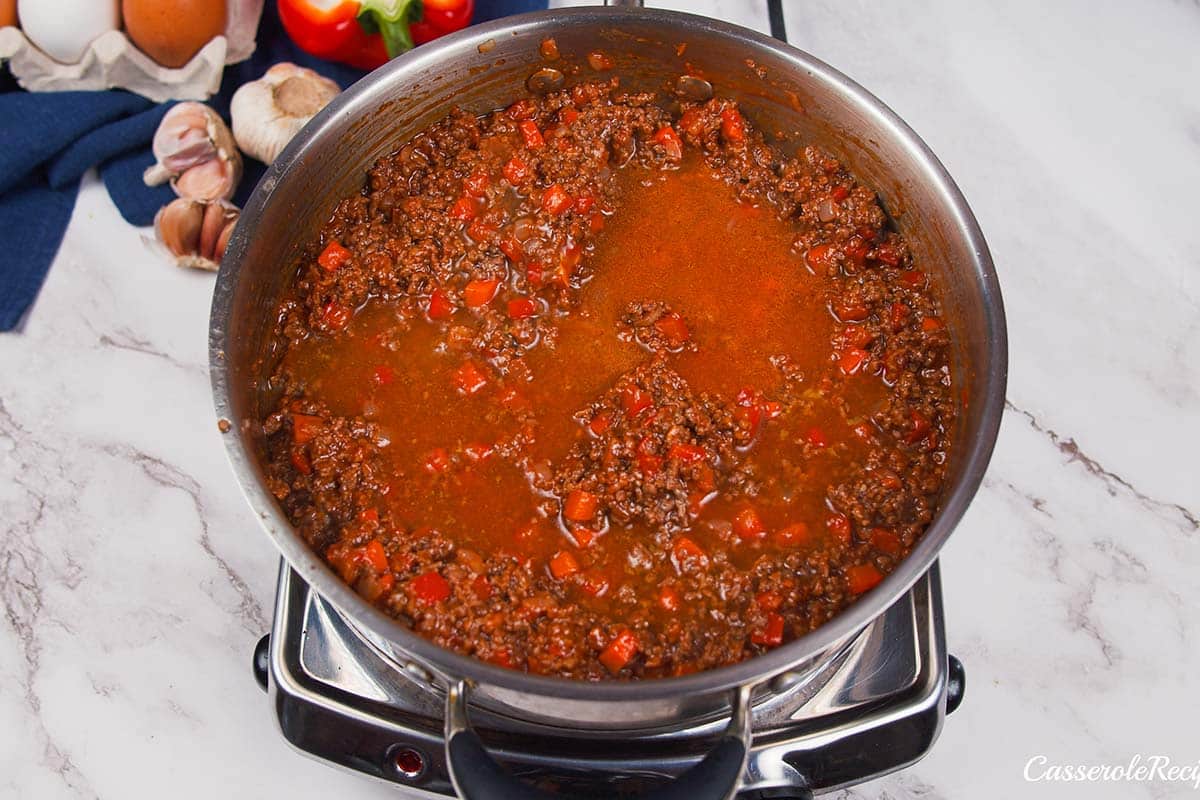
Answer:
652, 125, 683, 159
622, 385, 653, 417
846, 563, 883, 595
599, 629, 639, 674
463, 171, 489, 197
667, 443, 706, 464
733, 507, 767, 541
426, 288, 455, 320
548, 550, 580, 580
291, 413, 324, 444
826, 513, 852, 546
751, 613, 785, 646
507, 297, 538, 319
318, 240, 351, 272
563, 489, 599, 522
411, 570, 451, 604
518, 120, 544, 149
452, 361, 489, 395
541, 183, 572, 215
653, 312, 690, 345
463, 278, 499, 308
502, 156, 529, 185
774, 523, 810, 548
720, 107, 746, 143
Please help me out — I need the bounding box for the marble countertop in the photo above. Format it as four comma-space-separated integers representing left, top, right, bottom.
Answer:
2, 0, 1197, 797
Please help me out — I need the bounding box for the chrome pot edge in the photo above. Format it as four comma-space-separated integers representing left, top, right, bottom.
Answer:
209, 6, 1007, 726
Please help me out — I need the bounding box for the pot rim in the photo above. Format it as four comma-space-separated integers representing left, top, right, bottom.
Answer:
210, 5, 1007, 702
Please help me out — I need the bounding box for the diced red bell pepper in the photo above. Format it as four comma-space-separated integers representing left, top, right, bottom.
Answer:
846, 563, 883, 595
291, 413, 324, 444
563, 489, 599, 521
290, 448, 312, 475
463, 171, 490, 197
671, 536, 708, 569
587, 412, 612, 436
622, 385, 653, 417
871, 528, 902, 556
427, 288, 455, 320
318, 240, 351, 272
463, 278, 499, 308
548, 550, 580, 580
518, 120, 544, 149
720, 107, 746, 143
572, 193, 595, 214
755, 590, 783, 611
452, 361, 489, 395
541, 184, 572, 215
502, 156, 529, 185
825, 513, 852, 545
667, 443, 706, 464
774, 522, 810, 548
658, 585, 680, 612
507, 297, 538, 319
599, 629, 639, 674
652, 125, 683, 159
733, 507, 767, 541
507, 98, 537, 120
449, 195, 477, 222
751, 612, 785, 646
840, 348, 870, 375
653, 312, 690, 345
805, 243, 837, 273
411, 570, 451, 604
321, 302, 352, 331
578, 569, 610, 597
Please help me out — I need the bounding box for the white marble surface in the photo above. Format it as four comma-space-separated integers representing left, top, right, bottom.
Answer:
2, 0, 1198, 797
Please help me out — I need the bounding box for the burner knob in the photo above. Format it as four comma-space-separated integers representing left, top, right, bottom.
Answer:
253, 634, 270, 692
945, 654, 965, 715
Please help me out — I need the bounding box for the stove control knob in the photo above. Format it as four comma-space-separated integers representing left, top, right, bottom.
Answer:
253, 634, 270, 692
945, 654, 965, 715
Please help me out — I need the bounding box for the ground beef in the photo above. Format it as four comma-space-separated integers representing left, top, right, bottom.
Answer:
258, 80, 957, 680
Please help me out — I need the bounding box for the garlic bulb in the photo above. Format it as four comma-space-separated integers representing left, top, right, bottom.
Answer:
231, 63, 339, 165
155, 197, 239, 271
144, 102, 242, 202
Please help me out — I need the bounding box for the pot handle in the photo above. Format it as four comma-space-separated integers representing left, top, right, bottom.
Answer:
444, 680, 753, 800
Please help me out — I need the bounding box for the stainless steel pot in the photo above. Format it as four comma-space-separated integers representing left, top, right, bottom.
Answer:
210, 4, 1006, 798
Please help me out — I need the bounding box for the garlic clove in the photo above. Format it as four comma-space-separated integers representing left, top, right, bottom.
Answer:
155, 198, 204, 257
173, 156, 237, 203
144, 101, 242, 201
231, 62, 340, 165
155, 197, 239, 271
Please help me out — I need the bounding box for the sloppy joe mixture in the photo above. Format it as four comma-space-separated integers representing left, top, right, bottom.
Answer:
260, 78, 955, 680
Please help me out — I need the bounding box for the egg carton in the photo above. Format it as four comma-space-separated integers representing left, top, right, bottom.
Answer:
0, 0, 262, 102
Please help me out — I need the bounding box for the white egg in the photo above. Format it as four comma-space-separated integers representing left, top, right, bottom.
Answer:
17, 0, 120, 64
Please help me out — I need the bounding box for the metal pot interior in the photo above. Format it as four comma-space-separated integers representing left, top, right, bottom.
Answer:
211, 7, 1005, 729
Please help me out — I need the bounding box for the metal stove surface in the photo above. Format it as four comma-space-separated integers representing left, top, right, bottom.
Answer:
254, 560, 963, 798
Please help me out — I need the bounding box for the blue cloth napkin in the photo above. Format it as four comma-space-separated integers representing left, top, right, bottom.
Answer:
0, 0, 547, 331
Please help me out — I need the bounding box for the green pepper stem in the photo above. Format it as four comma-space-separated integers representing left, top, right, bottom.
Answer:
358, 0, 423, 59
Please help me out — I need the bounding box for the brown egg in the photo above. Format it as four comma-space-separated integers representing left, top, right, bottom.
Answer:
0, 0, 17, 28
122, 0, 226, 68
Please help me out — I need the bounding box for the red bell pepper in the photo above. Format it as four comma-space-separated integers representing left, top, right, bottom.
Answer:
278, 0, 475, 70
